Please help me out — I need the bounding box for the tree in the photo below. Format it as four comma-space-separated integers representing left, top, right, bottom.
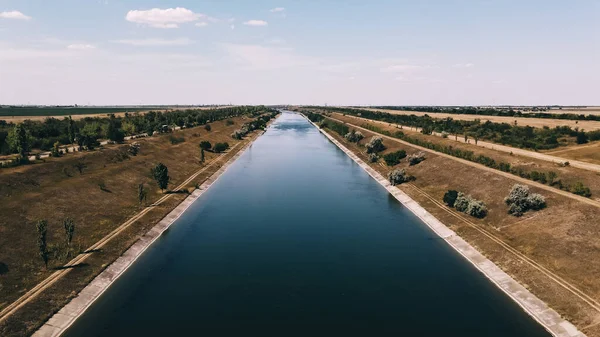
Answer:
8, 124, 29, 157
547, 171, 558, 185
213, 142, 229, 153
407, 152, 426, 166
204, 124, 212, 132
151, 163, 170, 192
138, 183, 148, 204
443, 190, 458, 207
67, 116, 77, 144
73, 161, 87, 175
36, 220, 49, 269
576, 131, 589, 144
504, 184, 546, 216
366, 136, 385, 154
199, 141, 212, 151
388, 169, 411, 186
63, 218, 75, 247
200, 148, 205, 163
106, 116, 125, 142
51, 141, 61, 157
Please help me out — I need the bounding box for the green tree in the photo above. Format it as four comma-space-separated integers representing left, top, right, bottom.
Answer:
67, 116, 77, 143
51, 141, 61, 157
200, 148, 205, 163
443, 190, 459, 207
199, 141, 212, 151
576, 131, 589, 144
204, 124, 212, 132
213, 142, 230, 153
36, 220, 49, 269
151, 163, 170, 192
8, 124, 30, 157
63, 218, 75, 247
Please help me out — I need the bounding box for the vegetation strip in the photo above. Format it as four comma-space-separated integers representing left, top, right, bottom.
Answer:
31, 129, 265, 337
0, 134, 251, 325
326, 115, 600, 209
305, 115, 585, 337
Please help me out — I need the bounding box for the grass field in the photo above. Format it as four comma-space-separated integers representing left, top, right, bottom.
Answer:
545, 142, 600, 165
535, 107, 600, 116
319, 118, 600, 336
359, 107, 600, 131
0, 115, 260, 336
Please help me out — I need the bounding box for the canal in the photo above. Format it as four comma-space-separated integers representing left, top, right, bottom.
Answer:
63, 112, 550, 337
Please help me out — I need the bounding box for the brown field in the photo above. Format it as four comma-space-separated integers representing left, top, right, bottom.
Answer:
545, 142, 600, 165
332, 113, 600, 200
0, 106, 233, 123
0, 115, 259, 336
318, 116, 600, 336
357, 107, 600, 131
534, 107, 600, 116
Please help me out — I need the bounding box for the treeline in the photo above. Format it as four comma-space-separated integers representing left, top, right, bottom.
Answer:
367, 106, 600, 122
0, 106, 274, 156
358, 122, 592, 198
318, 107, 600, 150
231, 112, 278, 139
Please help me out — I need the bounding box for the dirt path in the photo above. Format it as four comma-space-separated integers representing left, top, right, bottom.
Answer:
327, 115, 600, 209
336, 113, 600, 173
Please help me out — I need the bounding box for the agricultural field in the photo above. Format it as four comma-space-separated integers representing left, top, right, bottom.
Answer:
359, 107, 600, 131
545, 142, 600, 165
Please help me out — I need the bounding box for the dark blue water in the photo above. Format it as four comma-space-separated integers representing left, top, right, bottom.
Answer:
63, 112, 549, 337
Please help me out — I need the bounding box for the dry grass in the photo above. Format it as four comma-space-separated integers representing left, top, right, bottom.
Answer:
358, 107, 600, 131
334, 114, 600, 200
0, 116, 256, 336
324, 125, 600, 335
544, 142, 600, 165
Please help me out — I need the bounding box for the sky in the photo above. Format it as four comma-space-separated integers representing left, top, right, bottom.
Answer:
0, 0, 599, 106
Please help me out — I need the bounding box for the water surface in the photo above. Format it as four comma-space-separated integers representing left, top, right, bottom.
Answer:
64, 112, 549, 337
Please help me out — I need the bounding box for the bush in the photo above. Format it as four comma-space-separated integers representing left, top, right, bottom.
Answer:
226, 120, 235, 126
368, 153, 379, 163
128, 142, 141, 156
213, 142, 230, 153
453, 192, 487, 218
204, 124, 212, 132
169, 135, 185, 144
504, 184, 546, 216
408, 152, 426, 166
388, 169, 412, 186
366, 136, 386, 154
443, 190, 458, 207
571, 182, 592, 197
344, 129, 364, 143
383, 150, 407, 166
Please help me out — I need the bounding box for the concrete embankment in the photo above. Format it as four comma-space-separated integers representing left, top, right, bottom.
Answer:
32, 130, 266, 337
302, 114, 585, 337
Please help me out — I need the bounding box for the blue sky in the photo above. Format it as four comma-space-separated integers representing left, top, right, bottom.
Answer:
0, 0, 598, 105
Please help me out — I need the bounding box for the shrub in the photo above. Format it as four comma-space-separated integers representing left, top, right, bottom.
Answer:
504, 184, 546, 216
169, 135, 185, 144
388, 169, 412, 186
204, 124, 212, 132
443, 190, 458, 207
366, 136, 386, 154
383, 150, 407, 166
226, 120, 235, 126
128, 142, 141, 156
453, 192, 487, 218
408, 152, 426, 166
344, 129, 364, 143
213, 142, 230, 153
368, 153, 379, 163
231, 130, 245, 140
571, 182, 592, 197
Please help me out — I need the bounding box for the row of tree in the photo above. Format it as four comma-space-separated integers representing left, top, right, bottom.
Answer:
0, 106, 275, 157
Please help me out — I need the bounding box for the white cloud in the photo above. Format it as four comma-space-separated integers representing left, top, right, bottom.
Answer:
382, 64, 432, 72
230, 24, 235, 30
125, 7, 204, 28
270, 7, 285, 13
67, 44, 96, 50
0, 11, 31, 20
112, 38, 194, 46
453, 63, 474, 68
195, 22, 208, 27
243, 20, 268, 27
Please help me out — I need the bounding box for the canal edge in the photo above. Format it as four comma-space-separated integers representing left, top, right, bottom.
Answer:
303, 114, 585, 337
32, 129, 267, 337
